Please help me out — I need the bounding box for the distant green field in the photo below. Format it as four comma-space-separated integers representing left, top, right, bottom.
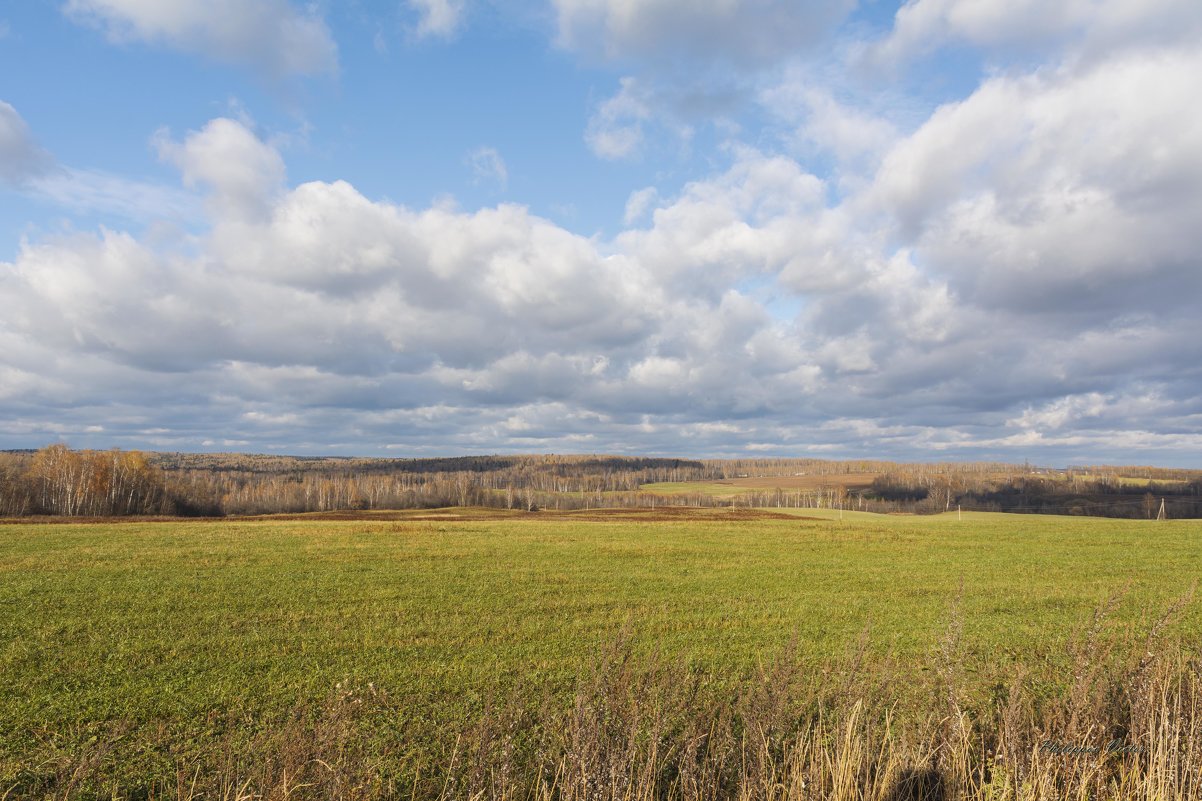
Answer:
639, 480, 750, 496
1111, 475, 1189, 487
2, 508, 1200, 789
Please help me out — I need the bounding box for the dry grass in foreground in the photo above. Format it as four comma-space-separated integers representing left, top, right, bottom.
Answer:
10, 587, 1201, 801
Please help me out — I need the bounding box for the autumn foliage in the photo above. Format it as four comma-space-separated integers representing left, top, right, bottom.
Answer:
0, 445, 175, 516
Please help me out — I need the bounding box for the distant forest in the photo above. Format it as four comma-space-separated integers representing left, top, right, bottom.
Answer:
2, 445, 1201, 518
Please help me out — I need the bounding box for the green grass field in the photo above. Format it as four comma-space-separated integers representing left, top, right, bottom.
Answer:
639, 481, 752, 497
2, 508, 1201, 793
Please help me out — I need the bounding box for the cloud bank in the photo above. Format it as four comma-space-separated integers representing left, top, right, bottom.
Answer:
3, 1, 1202, 462
4, 80, 1202, 462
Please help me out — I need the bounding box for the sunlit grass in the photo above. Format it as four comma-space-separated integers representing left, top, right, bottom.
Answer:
1, 509, 1200, 793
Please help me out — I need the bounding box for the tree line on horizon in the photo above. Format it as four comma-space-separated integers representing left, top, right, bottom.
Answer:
1, 446, 1200, 518
865, 468, 1202, 518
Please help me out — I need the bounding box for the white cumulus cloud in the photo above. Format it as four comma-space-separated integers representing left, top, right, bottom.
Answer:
155, 118, 287, 220
63, 0, 338, 77
873, 47, 1202, 317
875, 0, 1202, 64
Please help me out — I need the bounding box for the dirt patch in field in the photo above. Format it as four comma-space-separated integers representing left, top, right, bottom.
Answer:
246, 508, 527, 522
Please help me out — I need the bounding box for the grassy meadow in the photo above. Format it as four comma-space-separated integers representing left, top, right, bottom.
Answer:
2, 507, 1201, 798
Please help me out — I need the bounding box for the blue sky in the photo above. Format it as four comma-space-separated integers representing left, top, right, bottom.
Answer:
2, 0, 1202, 464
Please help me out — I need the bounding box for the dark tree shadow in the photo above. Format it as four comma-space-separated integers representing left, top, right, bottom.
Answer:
886, 766, 946, 801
